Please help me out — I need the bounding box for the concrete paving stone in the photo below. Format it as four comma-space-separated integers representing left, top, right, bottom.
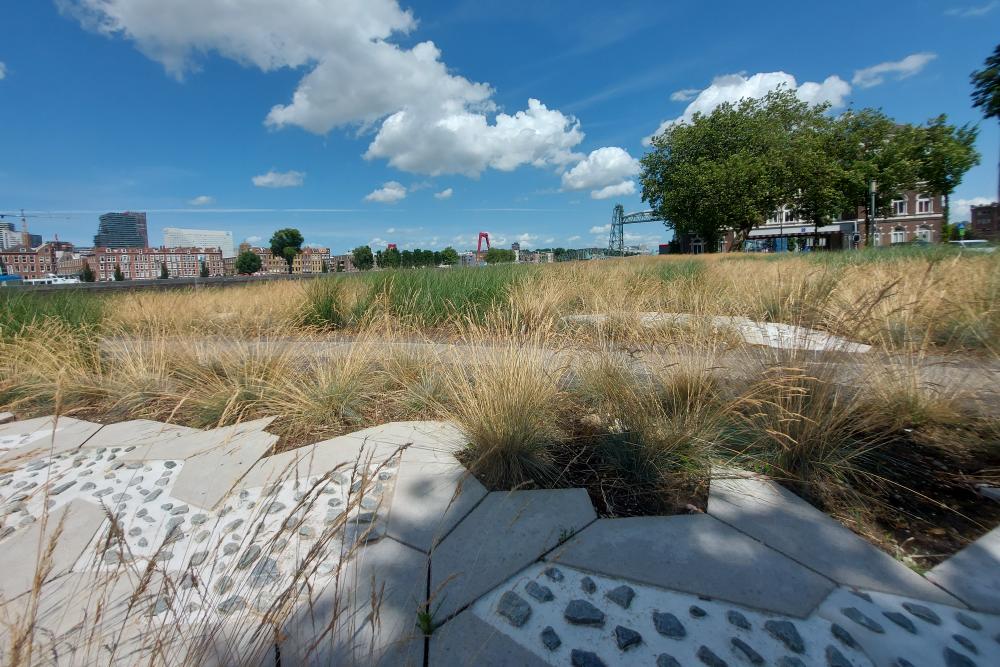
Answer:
0, 416, 104, 463
170, 430, 278, 510
548, 515, 835, 618
927, 525, 1000, 614
118, 416, 275, 461
0, 499, 108, 600
278, 536, 427, 666
430, 609, 550, 667
817, 587, 1000, 667
709, 474, 963, 606
237, 426, 410, 491
385, 447, 487, 553
431, 489, 597, 621
0, 412, 15, 425
81, 419, 200, 451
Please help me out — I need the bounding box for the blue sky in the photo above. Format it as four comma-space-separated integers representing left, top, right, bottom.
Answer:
1, 0, 998, 253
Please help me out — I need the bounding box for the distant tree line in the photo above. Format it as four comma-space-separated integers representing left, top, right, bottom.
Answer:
640, 88, 981, 251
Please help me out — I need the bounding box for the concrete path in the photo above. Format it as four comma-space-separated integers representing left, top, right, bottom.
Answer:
0, 415, 997, 666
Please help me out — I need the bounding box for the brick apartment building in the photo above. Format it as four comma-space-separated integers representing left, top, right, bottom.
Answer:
226, 245, 332, 275
676, 190, 944, 253
970, 202, 1000, 241
0, 244, 58, 279
92, 247, 224, 280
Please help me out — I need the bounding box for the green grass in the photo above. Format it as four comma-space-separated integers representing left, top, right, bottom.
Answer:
303, 264, 535, 328
656, 259, 705, 284
0, 290, 105, 337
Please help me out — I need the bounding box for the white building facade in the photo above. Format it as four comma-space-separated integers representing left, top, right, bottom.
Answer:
163, 227, 236, 258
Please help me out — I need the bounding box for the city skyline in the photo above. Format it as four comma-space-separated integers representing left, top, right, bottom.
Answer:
1, 1, 998, 252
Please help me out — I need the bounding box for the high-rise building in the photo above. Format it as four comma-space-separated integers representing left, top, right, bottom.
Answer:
163, 227, 236, 258
0, 221, 19, 250
94, 212, 148, 248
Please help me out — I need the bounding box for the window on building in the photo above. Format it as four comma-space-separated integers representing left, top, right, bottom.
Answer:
891, 226, 907, 244
892, 198, 908, 216
917, 195, 932, 214
916, 225, 932, 243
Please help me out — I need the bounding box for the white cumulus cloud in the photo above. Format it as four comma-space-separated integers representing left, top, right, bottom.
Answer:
562, 147, 640, 200
946, 2, 998, 17
434, 188, 454, 200
63, 0, 584, 179
852, 53, 937, 89
591, 181, 636, 200
670, 88, 700, 102
645, 71, 851, 144
365, 181, 407, 203
567, 235, 581, 242
0, 62, 6, 80
590, 224, 611, 234
187, 195, 214, 206
252, 170, 305, 188
952, 197, 993, 220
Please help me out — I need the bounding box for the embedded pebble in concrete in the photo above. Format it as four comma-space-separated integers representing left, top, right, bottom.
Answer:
605, 585, 635, 610
581, 577, 597, 594
541, 626, 561, 650
841, 607, 884, 633
727, 610, 751, 630
571, 649, 606, 667
653, 611, 686, 639
731, 637, 764, 665
764, 620, 805, 653
497, 591, 532, 627
565, 599, 605, 627
526, 580, 555, 603
613, 625, 642, 651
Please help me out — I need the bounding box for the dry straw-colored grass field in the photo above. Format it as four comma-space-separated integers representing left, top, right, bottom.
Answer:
1, 248, 999, 567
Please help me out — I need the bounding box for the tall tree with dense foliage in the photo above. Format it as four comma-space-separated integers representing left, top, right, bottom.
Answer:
641, 90, 805, 250
971, 43, 1000, 201
914, 115, 980, 225
235, 250, 262, 275
484, 248, 515, 263
826, 109, 920, 244
113, 263, 124, 281
269, 228, 304, 274
80, 261, 95, 282
382, 247, 401, 268
159, 261, 169, 279
199, 261, 210, 278
351, 245, 374, 271
440, 246, 460, 265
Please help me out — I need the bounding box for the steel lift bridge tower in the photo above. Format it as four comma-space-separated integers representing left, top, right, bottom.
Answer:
608, 203, 666, 255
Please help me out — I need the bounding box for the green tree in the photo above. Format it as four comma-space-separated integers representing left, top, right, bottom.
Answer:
235, 250, 262, 275
383, 247, 401, 268
351, 245, 374, 271
641, 90, 806, 250
199, 261, 210, 278
830, 108, 920, 244
971, 43, 1000, 201
321, 259, 329, 273
269, 228, 304, 274
159, 261, 169, 279
113, 263, 124, 281
80, 261, 95, 282
484, 247, 515, 263
914, 115, 980, 226
400, 249, 414, 268
440, 246, 460, 265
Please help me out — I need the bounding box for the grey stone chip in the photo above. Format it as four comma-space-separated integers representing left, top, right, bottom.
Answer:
525, 580, 554, 603
696, 645, 728, 667
883, 611, 917, 634
764, 620, 805, 654
841, 607, 884, 634
496, 591, 532, 628
570, 650, 606, 667
614, 625, 642, 651
652, 611, 686, 639
727, 610, 751, 630
580, 576, 596, 594
731, 637, 763, 665
564, 599, 605, 627
903, 602, 941, 625
825, 645, 852, 667
605, 584, 635, 609
540, 626, 561, 651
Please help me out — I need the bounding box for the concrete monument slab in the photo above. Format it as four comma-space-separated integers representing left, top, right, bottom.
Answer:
431, 489, 597, 621
550, 515, 835, 618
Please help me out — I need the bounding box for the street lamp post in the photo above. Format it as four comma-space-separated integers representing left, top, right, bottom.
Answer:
867, 179, 878, 247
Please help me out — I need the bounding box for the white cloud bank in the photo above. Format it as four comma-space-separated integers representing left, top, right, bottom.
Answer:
187, 195, 214, 206
852, 53, 937, 89
63, 0, 586, 179
670, 88, 699, 102
252, 170, 305, 188
953, 197, 993, 220
645, 71, 851, 144
434, 188, 453, 200
561, 147, 640, 200
946, 2, 998, 18
365, 181, 407, 203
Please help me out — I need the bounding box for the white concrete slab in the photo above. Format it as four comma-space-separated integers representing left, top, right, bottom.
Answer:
80, 419, 200, 450
170, 430, 279, 510
927, 525, 1000, 614
708, 474, 962, 605
0, 416, 104, 463
549, 515, 836, 618
431, 609, 551, 666
0, 499, 108, 601
431, 489, 597, 621
118, 416, 275, 462
0, 412, 15, 425
279, 536, 427, 666
385, 448, 487, 553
